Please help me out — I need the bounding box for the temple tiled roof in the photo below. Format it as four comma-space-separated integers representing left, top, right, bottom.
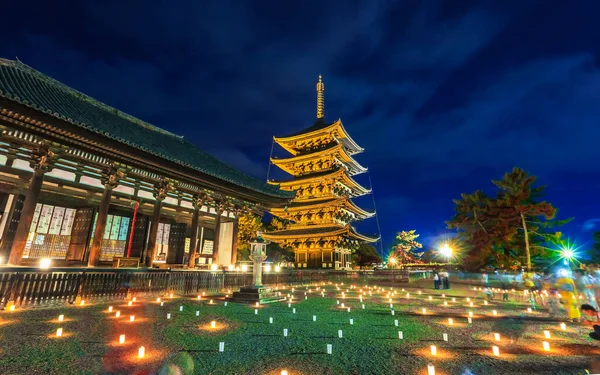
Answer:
0, 58, 294, 199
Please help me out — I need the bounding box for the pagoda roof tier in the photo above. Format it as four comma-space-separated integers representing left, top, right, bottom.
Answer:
270, 143, 367, 177
274, 118, 364, 156
271, 197, 375, 219
0, 58, 293, 200
268, 168, 371, 197
262, 224, 379, 242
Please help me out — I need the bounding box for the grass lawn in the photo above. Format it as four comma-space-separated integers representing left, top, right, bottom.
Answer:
0, 282, 598, 375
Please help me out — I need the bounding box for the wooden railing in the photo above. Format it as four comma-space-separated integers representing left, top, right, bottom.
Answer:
0, 268, 359, 309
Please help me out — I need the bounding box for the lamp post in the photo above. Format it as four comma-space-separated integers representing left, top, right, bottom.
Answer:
440, 244, 453, 263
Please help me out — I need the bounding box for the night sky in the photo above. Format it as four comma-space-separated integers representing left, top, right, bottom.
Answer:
2, 1, 599, 253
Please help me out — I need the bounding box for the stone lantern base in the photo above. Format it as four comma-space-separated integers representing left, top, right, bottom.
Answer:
228, 286, 286, 304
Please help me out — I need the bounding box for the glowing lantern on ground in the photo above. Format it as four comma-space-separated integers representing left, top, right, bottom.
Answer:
138, 346, 145, 358
430, 345, 437, 356
544, 330, 551, 339
56, 328, 63, 337
211, 321, 216, 329
543, 341, 550, 351
58, 314, 64, 322
119, 334, 125, 344
492, 346, 500, 356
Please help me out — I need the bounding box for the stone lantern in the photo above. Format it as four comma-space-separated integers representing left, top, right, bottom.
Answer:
249, 233, 268, 287
228, 232, 285, 304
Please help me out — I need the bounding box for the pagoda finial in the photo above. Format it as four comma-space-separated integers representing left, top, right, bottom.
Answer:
316, 74, 325, 119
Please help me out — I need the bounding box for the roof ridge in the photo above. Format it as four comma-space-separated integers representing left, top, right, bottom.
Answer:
0, 58, 183, 140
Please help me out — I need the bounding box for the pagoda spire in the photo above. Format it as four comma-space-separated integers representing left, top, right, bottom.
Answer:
316, 75, 325, 119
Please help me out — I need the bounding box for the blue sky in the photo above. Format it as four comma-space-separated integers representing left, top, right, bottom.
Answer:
1, 0, 599, 253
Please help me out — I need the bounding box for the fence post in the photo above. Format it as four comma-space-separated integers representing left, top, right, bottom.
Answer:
4, 272, 24, 310
164, 271, 171, 296
73, 272, 87, 305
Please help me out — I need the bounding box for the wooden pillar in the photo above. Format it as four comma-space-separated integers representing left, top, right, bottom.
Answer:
87, 188, 112, 266
7, 168, 45, 265
145, 198, 163, 267
230, 220, 239, 265
145, 179, 172, 267
187, 206, 200, 268
211, 210, 222, 265
87, 165, 124, 267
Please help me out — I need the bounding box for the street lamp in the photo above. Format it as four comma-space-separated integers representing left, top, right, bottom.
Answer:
389, 256, 397, 270
440, 244, 453, 262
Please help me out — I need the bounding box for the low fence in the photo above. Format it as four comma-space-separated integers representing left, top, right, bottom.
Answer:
0, 268, 407, 309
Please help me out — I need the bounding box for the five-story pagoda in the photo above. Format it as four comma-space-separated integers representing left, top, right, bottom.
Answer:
263, 76, 378, 269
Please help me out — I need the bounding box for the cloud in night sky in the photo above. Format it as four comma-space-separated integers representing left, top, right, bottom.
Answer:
1, 0, 599, 251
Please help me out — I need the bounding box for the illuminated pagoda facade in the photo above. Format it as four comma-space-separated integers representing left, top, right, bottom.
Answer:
263, 76, 378, 269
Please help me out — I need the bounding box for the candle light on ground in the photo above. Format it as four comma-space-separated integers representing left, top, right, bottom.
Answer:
58, 314, 64, 322
119, 334, 125, 344
281, 371, 288, 375
452, 298, 456, 302
209, 300, 213, 304
108, 306, 113, 312
211, 321, 216, 329
443, 301, 448, 306
128, 301, 132, 307
493, 310, 497, 316
313, 315, 317, 321
527, 307, 532, 313
80, 300, 85, 306
219, 342, 225, 352
9, 305, 15, 311
543, 341, 550, 351
484, 300, 488, 305
138, 346, 145, 358
443, 333, 448, 342
430, 345, 437, 356
56, 328, 63, 337
338, 329, 343, 338
130, 315, 135, 322
115, 311, 121, 318
448, 318, 453, 325
468, 311, 473, 318
169, 293, 173, 298
398, 331, 404, 339
167, 313, 171, 319
493, 345, 500, 356
494, 333, 500, 341
429, 296, 432, 301
544, 330, 551, 339
469, 302, 474, 307
428, 364, 435, 375
468, 317, 472, 323
156, 298, 161, 303
327, 344, 333, 354
422, 308, 427, 315
560, 323, 567, 330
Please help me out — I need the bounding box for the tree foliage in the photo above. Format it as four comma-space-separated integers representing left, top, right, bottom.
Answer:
352, 243, 382, 269
394, 230, 423, 264
236, 214, 264, 261
447, 167, 569, 271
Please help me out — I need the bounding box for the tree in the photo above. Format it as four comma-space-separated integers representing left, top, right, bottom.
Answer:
586, 231, 600, 264
447, 167, 568, 271
492, 167, 564, 271
394, 230, 423, 265
236, 214, 264, 261
352, 243, 382, 269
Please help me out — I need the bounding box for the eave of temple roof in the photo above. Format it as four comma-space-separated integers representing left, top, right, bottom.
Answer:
0, 58, 293, 200
270, 197, 374, 218
262, 224, 379, 242
270, 143, 367, 176
267, 167, 371, 196
274, 118, 364, 156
